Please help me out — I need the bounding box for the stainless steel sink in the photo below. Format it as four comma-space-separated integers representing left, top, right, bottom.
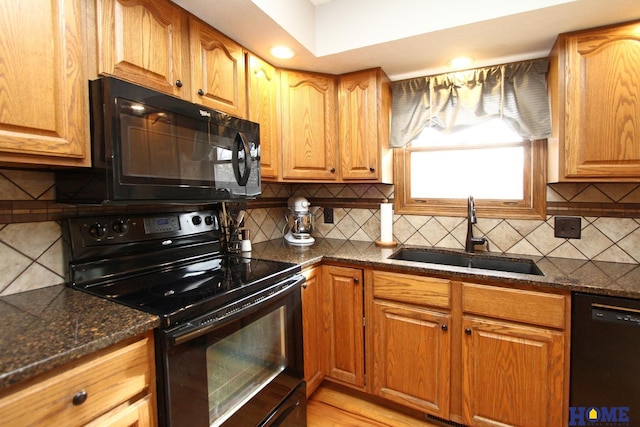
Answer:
388, 248, 544, 276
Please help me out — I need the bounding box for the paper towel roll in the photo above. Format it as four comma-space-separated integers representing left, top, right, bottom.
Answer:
380, 203, 393, 243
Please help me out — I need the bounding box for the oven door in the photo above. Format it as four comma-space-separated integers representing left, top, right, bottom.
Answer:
156, 275, 305, 427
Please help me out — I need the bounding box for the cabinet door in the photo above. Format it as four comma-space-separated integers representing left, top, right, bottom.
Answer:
189, 17, 246, 117
339, 69, 392, 182
301, 267, 326, 397
462, 316, 564, 427
97, 0, 186, 97
371, 299, 450, 418
323, 265, 364, 387
0, 0, 90, 166
563, 22, 640, 179
281, 71, 338, 181
248, 54, 279, 179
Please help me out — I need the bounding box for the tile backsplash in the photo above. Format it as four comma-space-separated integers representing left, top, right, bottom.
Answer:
1, 168, 640, 296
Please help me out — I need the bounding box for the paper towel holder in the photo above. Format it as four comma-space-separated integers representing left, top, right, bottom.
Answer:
375, 239, 398, 248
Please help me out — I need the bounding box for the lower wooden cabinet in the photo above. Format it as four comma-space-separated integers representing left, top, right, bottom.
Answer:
461, 316, 565, 427
460, 282, 569, 427
323, 264, 365, 388
371, 299, 451, 417
0, 332, 156, 427
301, 266, 326, 397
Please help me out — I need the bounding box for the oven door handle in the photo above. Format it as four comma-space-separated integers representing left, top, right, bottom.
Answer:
167, 275, 304, 346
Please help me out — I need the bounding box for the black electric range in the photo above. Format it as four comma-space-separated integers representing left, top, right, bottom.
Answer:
64, 209, 300, 327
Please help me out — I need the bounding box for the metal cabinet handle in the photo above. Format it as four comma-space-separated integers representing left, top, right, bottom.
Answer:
198, 88, 204, 96
441, 324, 448, 331
465, 328, 472, 335
72, 390, 88, 406
175, 80, 183, 88
369, 167, 375, 172
353, 278, 359, 284
330, 167, 336, 173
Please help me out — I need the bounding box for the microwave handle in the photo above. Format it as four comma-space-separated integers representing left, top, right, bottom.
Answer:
232, 132, 251, 186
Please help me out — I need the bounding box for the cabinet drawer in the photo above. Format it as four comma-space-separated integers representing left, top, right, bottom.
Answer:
462, 283, 567, 329
0, 334, 154, 426
373, 271, 451, 308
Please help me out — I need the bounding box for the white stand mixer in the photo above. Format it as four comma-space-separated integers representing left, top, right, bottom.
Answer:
284, 196, 315, 246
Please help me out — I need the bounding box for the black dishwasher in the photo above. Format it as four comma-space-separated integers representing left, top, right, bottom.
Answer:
570, 292, 639, 426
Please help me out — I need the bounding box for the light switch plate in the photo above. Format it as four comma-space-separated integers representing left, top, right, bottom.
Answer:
554, 216, 581, 239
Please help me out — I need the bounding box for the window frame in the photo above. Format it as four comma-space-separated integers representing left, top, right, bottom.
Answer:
394, 139, 547, 219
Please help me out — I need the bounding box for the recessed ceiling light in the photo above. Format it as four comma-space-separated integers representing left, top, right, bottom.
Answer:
447, 57, 474, 70
270, 46, 295, 59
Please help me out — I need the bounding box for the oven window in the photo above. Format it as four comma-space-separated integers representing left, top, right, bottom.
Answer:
208, 307, 287, 426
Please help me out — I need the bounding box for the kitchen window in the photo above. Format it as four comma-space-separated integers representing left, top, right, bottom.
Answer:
394, 119, 546, 219
390, 59, 550, 219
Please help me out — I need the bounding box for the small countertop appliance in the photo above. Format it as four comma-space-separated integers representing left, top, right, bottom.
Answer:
284, 196, 315, 246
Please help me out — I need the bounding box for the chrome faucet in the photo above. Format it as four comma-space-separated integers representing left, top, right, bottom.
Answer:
465, 195, 488, 253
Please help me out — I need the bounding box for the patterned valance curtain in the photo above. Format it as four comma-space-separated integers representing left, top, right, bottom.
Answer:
389, 59, 551, 148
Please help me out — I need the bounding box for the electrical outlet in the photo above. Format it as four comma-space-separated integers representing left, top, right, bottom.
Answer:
554, 216, 581, 239
324, 207, 334, 224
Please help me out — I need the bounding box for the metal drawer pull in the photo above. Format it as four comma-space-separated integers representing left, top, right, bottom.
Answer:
72, 390, 88, 406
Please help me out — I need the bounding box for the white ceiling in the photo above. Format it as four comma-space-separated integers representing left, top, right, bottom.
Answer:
173, 0, 640, 81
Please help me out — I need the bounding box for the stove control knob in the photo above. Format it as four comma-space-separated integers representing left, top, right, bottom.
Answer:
192, 215, 202, 225
112, 219, 129, 234
89, 223, 107, 238
205, 215, 213, 226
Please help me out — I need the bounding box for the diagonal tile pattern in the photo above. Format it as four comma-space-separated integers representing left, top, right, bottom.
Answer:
1, 170, 640, 296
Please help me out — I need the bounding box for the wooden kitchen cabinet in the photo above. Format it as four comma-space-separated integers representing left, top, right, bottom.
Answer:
369, 271, 451, 418
461, 283, 569, 427
189, 17, 247, 117
322, 264, 365, 388
301, 266, 326, 397
0, 332, 156, 427
247, 53, 280, 179
0, 0, 91, 167
97, 0, 188, 97
338, 68, 393, 183
548, 20, 640, 181
280, 70, 339, 181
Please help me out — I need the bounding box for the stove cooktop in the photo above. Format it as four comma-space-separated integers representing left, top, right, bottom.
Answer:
77, 254, 299, 327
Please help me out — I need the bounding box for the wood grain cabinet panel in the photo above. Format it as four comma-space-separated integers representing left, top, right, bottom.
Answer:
338, 68, 392, 183
371, 299, 451, 418
549, 20, 640, 181
0, 0, 90, 166
281, 70, 338, 181
189, 17, 246, 117
461, 317, 565, 427
323, 265, 364, 387
0, 333, 156, 427
301, 266, 326, 397
97, 0, 186, 97
247, 54, 280, 179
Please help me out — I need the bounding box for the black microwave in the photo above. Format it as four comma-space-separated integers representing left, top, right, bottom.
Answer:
56, 77, 260, 204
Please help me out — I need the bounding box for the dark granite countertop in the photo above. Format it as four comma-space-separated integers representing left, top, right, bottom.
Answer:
0, 285, 159, 391
249, 238, 640, 299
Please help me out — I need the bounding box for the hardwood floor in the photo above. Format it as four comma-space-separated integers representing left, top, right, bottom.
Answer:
307, 383, 446, 427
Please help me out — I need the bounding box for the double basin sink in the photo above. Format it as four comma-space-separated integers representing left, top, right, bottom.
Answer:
389, 248, 543, 276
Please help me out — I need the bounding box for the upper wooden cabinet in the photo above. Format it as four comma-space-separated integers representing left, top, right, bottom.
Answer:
339, 69, 393, 183
0, 0, 91, 167
97, 0, 187, 97
548, 21, 640, 181
281, 70, 339, 181
189, 17, 246, 117
247, 54, 280, 180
